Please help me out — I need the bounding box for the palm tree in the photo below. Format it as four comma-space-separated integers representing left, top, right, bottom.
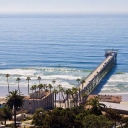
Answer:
26, 77, 31, 95
5, 74, 10, 93
16, 77, 21, 94
77, 87, 82, 103
6, 90, 24, 128
65, 89, 71, 108
86, 96, 106, 115
78, 79, 85, 104
30, 86, 35, 93
30, 85, 36, 110
52, 79, 56, 90
81, 79, 85, 90
57, 84, 62, 107
37, 84, 43, 98
71, 87, 78, 106
48, 84, 53, 93
43, 84, 47, 91
40, 84, 43, 91
33, 85, 37, 92
60, 87, 66, 108
53, 89, 58, 108
60, 87, 65, 99
76, 78, 81, 86
32, 84, 38, 107
38, 84, 43, 94
37, 76, 41, 84
81, 92, 88, 103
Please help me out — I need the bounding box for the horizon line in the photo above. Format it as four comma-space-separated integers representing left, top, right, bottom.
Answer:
1, 12, 128, 18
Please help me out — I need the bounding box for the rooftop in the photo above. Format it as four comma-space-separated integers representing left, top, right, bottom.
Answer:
25, 91, 51, 100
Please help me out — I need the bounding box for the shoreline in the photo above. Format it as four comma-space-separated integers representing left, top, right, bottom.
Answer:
0, 85, 128, 102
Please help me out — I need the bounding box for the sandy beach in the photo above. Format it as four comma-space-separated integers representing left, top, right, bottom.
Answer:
0, 85, 128, 106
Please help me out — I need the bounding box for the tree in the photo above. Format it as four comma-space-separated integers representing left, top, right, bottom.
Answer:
26, 76, 31, 95
82, 114, 113, 128
48, 84, 53, 93
64, 89, 71, 108
53, 89, 58, 108
60, 87, 66, 108
71, 105, 85, 116
16, 77, 21, 94
60, 87, 65, 100
76, 78, 81, 86
61, 108, 83, 128
6, 90, 24, 128
0, 109, 3, 120
81, 79, 85, 90
52, 79, 56, 90
37, 76, 41, 84
42, 108, 83, 128
33, 84, 37, 92
30, 85, 35, 93
43, 84, 47, 91
123, 117, 128, 128
81, 92, 88, 103
78, 87, 82, 103
30, 85, 36, 110
76, 78, 81, 104
38, 84, 43, 93
105, 108, 124, 127
71, 87, 78, 106
78, 79, 85, 103
86, 96, 106, 115
32, 108, 48, 126
57, 84, 62, 107
0, 106, 12, 125
5, 74, 10, 93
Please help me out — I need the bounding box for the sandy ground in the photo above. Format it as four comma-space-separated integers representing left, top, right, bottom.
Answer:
120, 102, 128, 105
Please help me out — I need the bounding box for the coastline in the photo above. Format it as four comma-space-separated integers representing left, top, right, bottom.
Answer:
1, 85, 128, 102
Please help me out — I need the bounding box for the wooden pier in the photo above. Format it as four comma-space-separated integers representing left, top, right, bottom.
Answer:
77, 50, 118, 103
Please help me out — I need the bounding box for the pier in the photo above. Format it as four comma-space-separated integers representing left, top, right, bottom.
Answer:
77, 50, 118, 103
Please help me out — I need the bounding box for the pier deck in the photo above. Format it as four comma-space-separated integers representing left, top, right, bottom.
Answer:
79, 55, 112, 90
78, 50, 117, 97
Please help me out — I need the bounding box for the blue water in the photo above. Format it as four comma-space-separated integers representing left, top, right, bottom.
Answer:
0, 15, 128, 97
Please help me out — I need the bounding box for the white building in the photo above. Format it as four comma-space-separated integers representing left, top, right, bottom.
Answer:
23, 91, 54, 113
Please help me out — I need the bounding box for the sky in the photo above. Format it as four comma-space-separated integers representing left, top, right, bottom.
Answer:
0, 0, 128, 15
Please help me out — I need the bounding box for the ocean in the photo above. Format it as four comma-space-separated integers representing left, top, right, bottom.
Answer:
0, 14, 128, 98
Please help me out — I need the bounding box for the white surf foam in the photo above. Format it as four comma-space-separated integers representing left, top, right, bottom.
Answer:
0, 67, 88, 91
100, 73, 128, 94
0, 69, 36, 76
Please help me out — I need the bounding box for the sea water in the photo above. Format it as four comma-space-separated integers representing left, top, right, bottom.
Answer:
0, 14, 128, 97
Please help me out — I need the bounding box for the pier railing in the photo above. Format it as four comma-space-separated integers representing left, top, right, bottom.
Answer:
76, 50, 117, 104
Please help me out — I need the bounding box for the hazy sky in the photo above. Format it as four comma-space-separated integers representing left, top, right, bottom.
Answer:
0, 0, 128, 14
